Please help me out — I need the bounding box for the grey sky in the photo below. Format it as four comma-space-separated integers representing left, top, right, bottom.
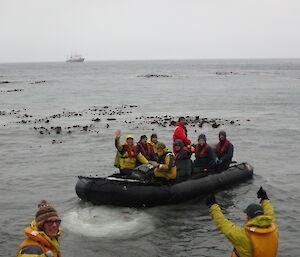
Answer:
1, 0, 300, 62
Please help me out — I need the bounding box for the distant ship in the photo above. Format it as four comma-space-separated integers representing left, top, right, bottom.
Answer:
66, 54, 85, 62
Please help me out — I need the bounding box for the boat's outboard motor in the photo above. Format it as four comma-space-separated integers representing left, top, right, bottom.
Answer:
130, 163, 154, 182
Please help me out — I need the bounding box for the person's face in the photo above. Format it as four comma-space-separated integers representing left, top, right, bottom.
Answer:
219, 135, 225, 141
43, 216, 60, 238
180, 119, 186, 126
141, 138, 147, 144
126, 138, 134, 146
157, 148, 164, 154
151, 137, 158, 143
174, 145, 181, 152
199, 139, 205, 145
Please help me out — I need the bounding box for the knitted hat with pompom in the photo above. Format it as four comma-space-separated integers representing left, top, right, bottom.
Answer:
35, 200, 58, 230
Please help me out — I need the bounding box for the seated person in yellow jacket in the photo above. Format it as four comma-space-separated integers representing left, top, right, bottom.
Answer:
151, 142, 177, 180
115, 130, 149, 175
147, 133, 158, 154
17, 200, 62, 257
206, 187, 278, 257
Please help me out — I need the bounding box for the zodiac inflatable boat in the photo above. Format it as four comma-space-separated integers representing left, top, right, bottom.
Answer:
75, 162, 253, 207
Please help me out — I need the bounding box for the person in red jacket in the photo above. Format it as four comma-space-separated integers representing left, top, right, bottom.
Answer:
173, 117, 191, 147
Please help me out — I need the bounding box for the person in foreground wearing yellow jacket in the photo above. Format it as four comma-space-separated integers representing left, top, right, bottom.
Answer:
16, 200, 62, 257
206, 187, 278, 257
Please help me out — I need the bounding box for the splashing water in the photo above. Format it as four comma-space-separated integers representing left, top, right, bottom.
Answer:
63, 203, 155, 238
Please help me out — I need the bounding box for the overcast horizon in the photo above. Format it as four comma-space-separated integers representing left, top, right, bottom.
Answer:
1, 0, 300, 63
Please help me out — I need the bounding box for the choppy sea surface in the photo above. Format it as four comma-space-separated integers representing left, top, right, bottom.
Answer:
0, 59, 299, 257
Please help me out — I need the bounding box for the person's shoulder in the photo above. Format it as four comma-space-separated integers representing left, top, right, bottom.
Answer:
20, 245, 43, 255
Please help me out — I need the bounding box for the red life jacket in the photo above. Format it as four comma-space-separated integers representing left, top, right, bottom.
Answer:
174, 149, 182, 161
195, 143, 209, 158
216, 140, 230, 155
138, 142, 153, 157
124, 145, 138, 158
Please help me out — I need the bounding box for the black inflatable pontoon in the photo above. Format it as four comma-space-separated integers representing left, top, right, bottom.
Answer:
75, 162, 253, 207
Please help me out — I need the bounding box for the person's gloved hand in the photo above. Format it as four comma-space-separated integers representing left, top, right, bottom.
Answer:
206, 193, 217, 207
215, 158, 223, 165
257, 186, 269, 202
215, 157, 219, 164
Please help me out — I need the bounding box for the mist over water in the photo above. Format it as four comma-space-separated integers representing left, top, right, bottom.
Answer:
1, 59, 300, 257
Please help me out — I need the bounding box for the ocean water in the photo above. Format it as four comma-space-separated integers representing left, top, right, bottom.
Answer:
0, 59, 299, 257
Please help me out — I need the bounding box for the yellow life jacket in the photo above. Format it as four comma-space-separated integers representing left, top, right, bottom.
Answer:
231, 224, 278, 257
17, 226, 61, 257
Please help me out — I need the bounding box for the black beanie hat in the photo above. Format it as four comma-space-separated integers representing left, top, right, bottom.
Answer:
140, 135, 147, 141
219, 130, 227, 139
151, 134, 157, 139
174, 139, 184, 147
198, 134, 206, 142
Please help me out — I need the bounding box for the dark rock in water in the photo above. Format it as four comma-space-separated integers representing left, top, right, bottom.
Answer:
169, 120, 176, 126
137, 74, 172, 78
129, 105, 138, 108
55, 126, 62, 134
106, 124, 109, 128
103, 106, 109, 109
107, 118, 116, 121
67, 130, 72, 134
82, 126, 88, 131
215, 71, 240, 75
212, 123, 220, 128
0, 81, 11, 84
92, 118, 101, 122
30, 80, 46, 84
3, 89, 24, 92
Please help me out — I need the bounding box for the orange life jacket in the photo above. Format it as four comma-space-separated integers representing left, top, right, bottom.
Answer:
231, 224, 278, 257
17, 227, 62, 257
